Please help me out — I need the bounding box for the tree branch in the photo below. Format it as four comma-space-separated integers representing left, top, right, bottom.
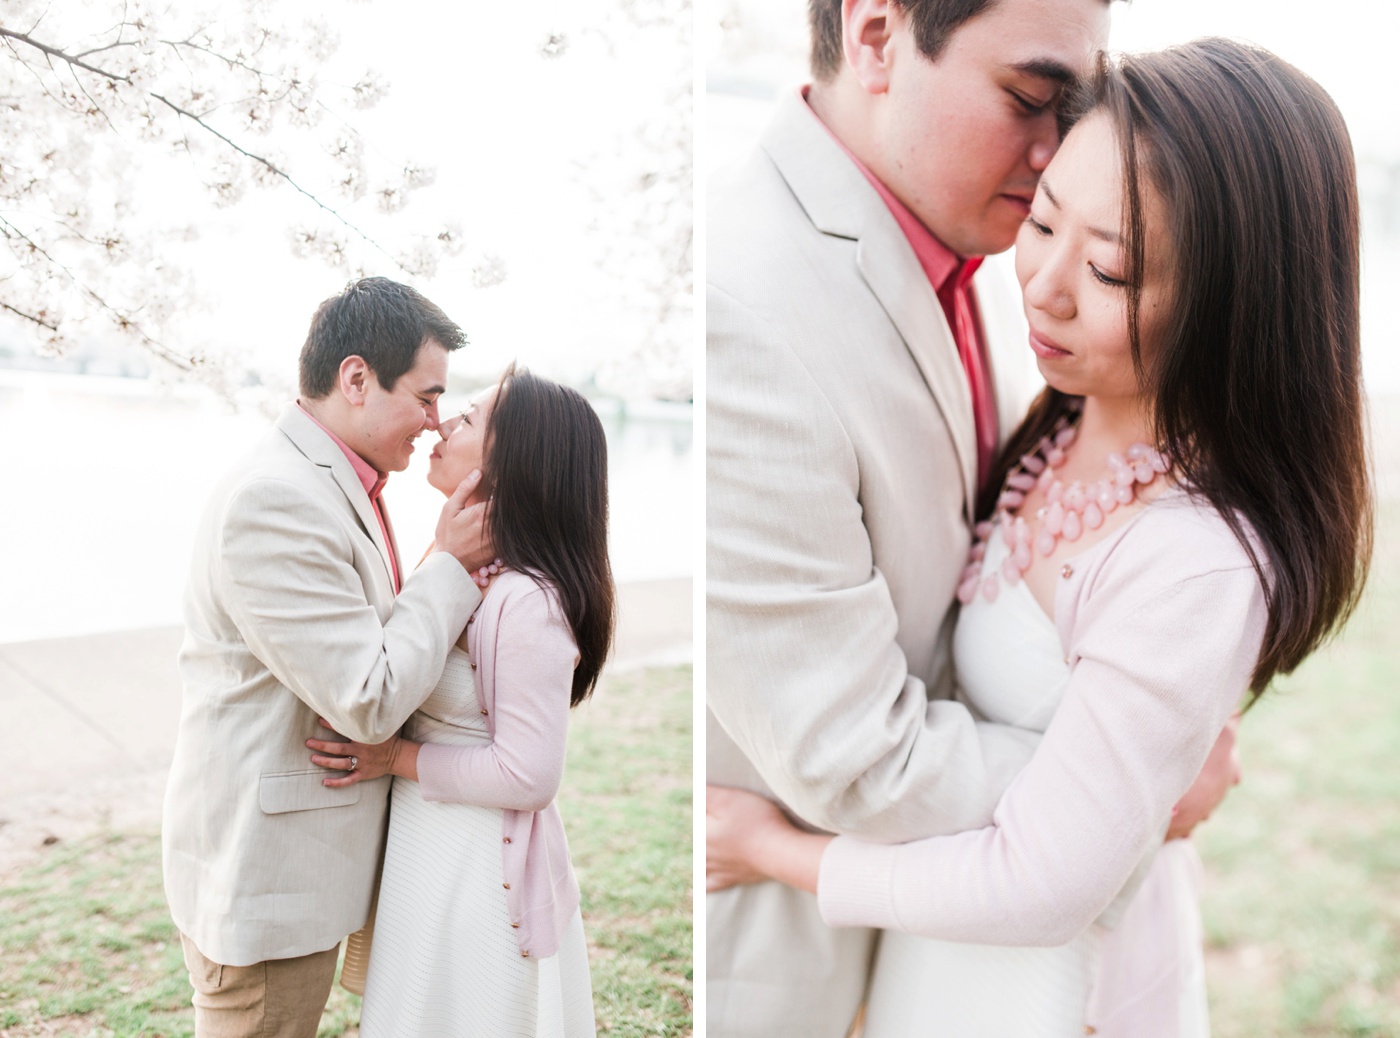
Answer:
0, 27, 131, 83
0, 215, 196, 371
0, 299, 59, 332
149, 92, 405, 270
2, 26, 410, 273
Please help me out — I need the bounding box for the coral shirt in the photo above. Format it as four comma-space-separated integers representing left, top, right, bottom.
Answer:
805, 90, 1000, 492
296, 403, 402, 592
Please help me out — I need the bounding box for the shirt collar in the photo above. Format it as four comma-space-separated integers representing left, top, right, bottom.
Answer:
801, 86, 982, 293
296, 402, 388, 500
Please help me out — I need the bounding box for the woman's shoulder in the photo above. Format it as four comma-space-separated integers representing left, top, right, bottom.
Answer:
481, 570, 566, 623
1064, 489, 1266, 630
1111, 488, 1261, 577
1059, 489, 1272, 702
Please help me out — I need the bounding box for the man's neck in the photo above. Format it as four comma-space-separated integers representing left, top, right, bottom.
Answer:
807, 79, 879, 178
297, 398, 383, 480
298, 395, 337, 433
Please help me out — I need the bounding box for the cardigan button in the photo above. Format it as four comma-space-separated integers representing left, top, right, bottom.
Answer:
511, 922, 520, 928
1084, 1028, 1097, 1036
503, 836, 512, 844
471, 662, 477, 670
521, 950, 530, 957
480, 708, 488, 715
503, 882, 510, 889
1061, 564, 1073, 579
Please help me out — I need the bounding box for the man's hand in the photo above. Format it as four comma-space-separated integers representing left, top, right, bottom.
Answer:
1166, 712, 1242, 840
434, 470, 496, 573
707, 785, 789, 892
707, 785, 833, 896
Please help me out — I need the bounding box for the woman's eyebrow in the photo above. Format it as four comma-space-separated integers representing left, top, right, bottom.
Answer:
1040, 178, 1122, 244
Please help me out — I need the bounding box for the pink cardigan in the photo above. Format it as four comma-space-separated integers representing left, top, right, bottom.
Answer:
819, 490, 1269, 945
414, 571, 582, 959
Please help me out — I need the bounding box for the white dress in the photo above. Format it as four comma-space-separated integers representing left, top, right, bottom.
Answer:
862, 530, 1210, 1038
358, 648, 596, 1038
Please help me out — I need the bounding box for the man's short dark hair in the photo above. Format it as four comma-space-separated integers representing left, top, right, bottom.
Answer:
298, 276, 467, 399
809, 0, 996, 81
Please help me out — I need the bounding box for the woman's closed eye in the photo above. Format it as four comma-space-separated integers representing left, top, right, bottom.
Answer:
1089, 264, 1126, 287
1026, 215, 1052, 237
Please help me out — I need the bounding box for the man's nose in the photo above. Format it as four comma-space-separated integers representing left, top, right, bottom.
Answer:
423, 402, 441, 432
1028, 113, 1060, 174
1028, 136, 1057, 174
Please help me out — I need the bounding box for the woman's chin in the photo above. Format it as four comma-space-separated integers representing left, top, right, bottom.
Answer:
426, 470, 454, 497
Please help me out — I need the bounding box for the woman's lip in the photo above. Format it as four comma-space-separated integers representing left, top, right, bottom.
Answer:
1028, 330, 1071, 359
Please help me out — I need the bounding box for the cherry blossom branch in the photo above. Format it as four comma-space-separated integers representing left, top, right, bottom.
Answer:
0, 26, 408, 271
0, 27, 122, 80
148, 92, 402, 268
0, 214, 197, 371
0, 299, 59, 333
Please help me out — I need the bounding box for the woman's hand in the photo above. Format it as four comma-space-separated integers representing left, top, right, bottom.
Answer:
707, 785, 832, 896
307, 718, 420, 787
1166, 712, 1242, 840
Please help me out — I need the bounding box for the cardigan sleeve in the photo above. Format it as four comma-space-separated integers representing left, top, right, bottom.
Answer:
415, 585, 577, 811
818, 554, 1267, 946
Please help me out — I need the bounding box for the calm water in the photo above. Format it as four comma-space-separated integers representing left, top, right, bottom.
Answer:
0, 372, 692, 643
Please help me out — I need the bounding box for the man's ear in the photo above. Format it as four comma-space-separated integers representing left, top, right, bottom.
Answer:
337, 355, 371, 406
844, 0, 895, 95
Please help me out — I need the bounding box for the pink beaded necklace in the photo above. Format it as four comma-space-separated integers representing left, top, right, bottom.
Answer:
957, 413, 1172, 605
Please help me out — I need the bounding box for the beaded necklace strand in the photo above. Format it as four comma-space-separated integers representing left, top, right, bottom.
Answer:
958, 414, 1172, 605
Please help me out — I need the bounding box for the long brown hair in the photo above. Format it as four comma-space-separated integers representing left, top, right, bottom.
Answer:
484, 364, 615, 706
982, 39, 1372, 702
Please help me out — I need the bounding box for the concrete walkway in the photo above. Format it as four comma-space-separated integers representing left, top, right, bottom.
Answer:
0, 577, 690, 874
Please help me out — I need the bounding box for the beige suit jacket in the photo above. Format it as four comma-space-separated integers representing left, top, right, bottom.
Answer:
162, 403, 479, 967
707, 92, 1042, 1036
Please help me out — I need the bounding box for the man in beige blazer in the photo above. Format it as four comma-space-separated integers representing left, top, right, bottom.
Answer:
163, 278, 495, 1036
707, 1, 1116, 1034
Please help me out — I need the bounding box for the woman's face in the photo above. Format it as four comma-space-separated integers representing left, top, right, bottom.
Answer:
427, 383, 500, 498
1014, 111, 1170, 403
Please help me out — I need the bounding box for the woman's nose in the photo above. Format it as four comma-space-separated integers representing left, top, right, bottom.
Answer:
1023, 254, 1076, 321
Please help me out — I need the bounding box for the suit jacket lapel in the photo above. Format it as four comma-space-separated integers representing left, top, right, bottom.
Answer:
761, 93, 979, 513
276, 404, 397, 596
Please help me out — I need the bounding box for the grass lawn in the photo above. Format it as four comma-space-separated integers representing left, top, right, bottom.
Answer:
1198, 508, 1400, 1037
0, 663, 693, 1038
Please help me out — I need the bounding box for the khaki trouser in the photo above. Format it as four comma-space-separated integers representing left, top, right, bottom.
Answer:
179, 933, 340, 1038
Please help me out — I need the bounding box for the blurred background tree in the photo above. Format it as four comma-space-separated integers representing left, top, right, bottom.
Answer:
0, 0, 693, 401
0, 0, 480, 396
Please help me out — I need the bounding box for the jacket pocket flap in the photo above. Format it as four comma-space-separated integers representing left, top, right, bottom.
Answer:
259, 769, 361, 815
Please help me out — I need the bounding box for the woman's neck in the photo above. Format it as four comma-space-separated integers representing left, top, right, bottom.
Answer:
1075, 393, 1154, 455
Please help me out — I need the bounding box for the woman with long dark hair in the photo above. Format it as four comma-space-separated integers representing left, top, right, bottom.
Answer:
708, 38, 1370, 1037
309, 364, 614, 1037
